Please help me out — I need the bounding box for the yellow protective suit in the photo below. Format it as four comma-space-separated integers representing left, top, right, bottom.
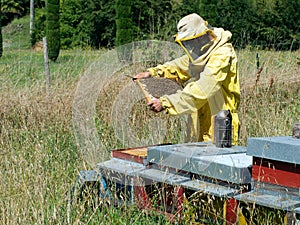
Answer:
148, 27, 240, 145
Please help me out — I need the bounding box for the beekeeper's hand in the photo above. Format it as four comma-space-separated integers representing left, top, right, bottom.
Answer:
148, 98, 163, 112
134, 71, 150, 79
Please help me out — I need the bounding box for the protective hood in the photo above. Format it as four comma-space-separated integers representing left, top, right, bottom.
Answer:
175, 13, 217, 62
194, 27, 232, 63
176, 13, 208, 40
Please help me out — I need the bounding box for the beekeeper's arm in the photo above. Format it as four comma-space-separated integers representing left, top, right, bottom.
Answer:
147, 55, 190, 84
135, 55, 191, 85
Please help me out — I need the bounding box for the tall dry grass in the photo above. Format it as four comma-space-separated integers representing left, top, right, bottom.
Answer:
238, 49, 300, 145
0, 86, 76, 224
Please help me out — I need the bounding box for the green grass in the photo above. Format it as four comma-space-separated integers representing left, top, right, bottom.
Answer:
1, 17, 300, 224
237, 48, 300, 144
2, 16, 32, 50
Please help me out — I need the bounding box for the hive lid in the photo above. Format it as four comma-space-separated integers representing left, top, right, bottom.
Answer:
247, 136, 300, 164
147, 142, 251, 184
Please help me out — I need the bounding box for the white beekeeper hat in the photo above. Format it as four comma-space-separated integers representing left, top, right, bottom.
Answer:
176, 13, 209, 41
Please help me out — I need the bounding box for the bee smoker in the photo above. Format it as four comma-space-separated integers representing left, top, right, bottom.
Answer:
214, 110, 232, 148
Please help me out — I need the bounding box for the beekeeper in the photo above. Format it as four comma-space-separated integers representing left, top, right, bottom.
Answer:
134, 13, 240, 145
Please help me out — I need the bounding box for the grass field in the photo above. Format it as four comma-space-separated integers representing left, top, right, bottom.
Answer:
0, 16, 299, 224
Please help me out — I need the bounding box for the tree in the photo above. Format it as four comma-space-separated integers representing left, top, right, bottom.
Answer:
215, 0, 256, 48
92, 0, 116, 48
1, 0, 29, 25
115, 0, 133, 46
46, 0, 60, 61
252, 0, 300, 50
60, 0, 115, 49
27, 0, 300, 51
1, 0, 24, 15
131, 0, 179, 40
272, 0, 300, 50
0, 0, 3, 58
199, 0, 219, 26
115, 0, 134, 62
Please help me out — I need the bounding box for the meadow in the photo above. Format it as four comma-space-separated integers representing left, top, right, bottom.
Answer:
0, 17, 299, 224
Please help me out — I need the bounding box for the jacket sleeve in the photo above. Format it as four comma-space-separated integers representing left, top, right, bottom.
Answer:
160, 45, 233, 115
147, 55, 191, 84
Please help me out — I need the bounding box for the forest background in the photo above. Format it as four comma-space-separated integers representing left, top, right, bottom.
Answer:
1, 0, 300, 53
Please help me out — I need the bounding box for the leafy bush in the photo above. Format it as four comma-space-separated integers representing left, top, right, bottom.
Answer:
60, 0, 115, 49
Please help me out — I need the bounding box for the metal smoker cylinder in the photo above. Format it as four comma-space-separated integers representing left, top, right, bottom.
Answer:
214, 110, 232, 148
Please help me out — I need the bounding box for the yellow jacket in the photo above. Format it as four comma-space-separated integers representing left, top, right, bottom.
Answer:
148, 28, 240, 144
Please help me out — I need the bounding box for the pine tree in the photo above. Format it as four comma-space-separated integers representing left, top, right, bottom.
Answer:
115, 0, 134, 62
0, 0, 3, 58
46, 0, 60, 61
115, 0, 133, 46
